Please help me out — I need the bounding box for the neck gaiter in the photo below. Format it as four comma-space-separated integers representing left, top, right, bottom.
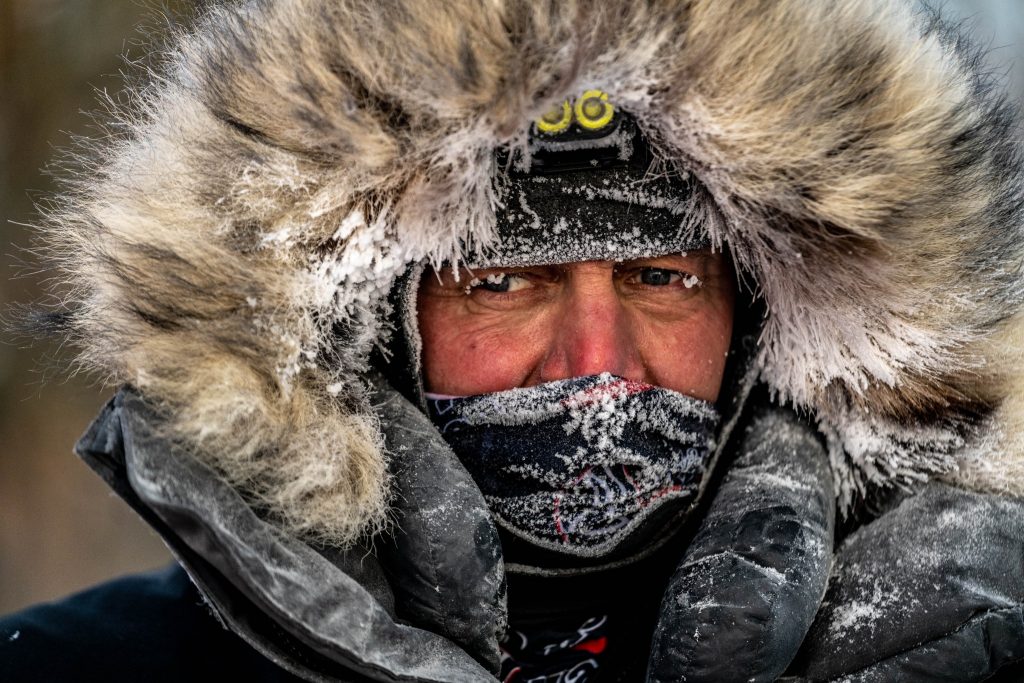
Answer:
425, 373, 720, 558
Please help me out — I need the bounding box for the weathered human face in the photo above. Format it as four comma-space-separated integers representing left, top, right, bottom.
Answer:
418, 252, 735, 401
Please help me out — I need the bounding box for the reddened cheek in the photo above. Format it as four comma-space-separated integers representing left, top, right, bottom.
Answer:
630, 297, 733, 402
418, 301, 553, 394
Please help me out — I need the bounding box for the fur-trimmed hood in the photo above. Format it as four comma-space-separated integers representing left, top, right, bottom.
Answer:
46, 0, 1024, 545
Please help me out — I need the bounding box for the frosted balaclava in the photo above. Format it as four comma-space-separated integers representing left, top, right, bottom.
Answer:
424, 375, 720, 562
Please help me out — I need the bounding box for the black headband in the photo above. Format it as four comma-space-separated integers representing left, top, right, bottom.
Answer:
470, 93, 709, 268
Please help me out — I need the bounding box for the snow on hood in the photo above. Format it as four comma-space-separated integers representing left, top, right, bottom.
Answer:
42, 0, 1024, 544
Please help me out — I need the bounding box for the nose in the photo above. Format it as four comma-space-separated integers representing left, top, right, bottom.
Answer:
538, 273, 646, 382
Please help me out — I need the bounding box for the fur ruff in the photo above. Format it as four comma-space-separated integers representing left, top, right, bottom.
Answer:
44, 0, 1024, 543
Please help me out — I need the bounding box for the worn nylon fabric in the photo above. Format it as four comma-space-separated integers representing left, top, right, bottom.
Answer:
3, 378, 849, 683
787, 484, 1024, 682
425, 374, 719, 559
69, 386, 503, 683
647, 405, 836, 683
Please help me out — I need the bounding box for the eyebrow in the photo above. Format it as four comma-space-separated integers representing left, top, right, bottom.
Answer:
619, 251, 715, 266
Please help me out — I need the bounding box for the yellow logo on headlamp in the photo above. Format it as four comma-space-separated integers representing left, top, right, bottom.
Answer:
534, 89, 615, 135
574, 90, 614, 130
536, 99, 573, 134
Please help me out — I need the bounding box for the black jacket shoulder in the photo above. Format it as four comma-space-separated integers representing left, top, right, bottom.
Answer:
0, 563, 298, 683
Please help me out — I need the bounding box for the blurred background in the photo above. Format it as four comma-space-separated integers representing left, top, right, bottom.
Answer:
0, 0, 194, 614
1, 0, 1022, 615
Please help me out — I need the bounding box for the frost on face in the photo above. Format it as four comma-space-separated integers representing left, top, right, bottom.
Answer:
462, 272, 508, 295
425, 373, 720, 555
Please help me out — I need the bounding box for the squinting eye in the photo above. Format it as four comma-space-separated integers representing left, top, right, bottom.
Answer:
640, 268, 678, 286
469, 273, 532, 293
635, 267, 699, 288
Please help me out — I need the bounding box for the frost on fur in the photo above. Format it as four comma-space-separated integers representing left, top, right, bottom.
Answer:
40, 0, 1024, 543
819, 402, 967, 511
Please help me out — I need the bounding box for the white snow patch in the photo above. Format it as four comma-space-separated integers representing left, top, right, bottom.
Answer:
260, 227, 293, 248
332, 209, 366, 242
829, 599, 880, 636
827, 579, 911, 640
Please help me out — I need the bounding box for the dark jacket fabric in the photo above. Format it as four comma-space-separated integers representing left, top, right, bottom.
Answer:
1, 386, 1022, 682
0, 564, 297, 683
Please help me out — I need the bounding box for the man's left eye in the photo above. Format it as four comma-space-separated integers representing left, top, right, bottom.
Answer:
636, 268, 702, 288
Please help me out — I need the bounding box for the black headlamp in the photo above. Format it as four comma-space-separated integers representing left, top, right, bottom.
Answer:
497, 89, 653, 175
478, 90, 706, 269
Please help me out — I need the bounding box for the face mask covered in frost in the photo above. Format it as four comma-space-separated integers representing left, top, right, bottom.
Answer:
425, 373, 720, 558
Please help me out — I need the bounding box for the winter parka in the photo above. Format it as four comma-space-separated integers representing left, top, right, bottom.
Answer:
4, 0, 1024, 680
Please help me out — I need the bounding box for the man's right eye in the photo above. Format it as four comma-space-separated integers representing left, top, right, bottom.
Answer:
468, 273, 532, 294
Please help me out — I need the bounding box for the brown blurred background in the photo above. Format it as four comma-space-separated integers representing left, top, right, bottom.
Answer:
0, 0, 195, 614
1, 0, 1022, 616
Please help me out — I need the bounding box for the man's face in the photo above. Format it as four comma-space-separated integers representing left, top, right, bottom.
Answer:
417, 251, 736, 401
